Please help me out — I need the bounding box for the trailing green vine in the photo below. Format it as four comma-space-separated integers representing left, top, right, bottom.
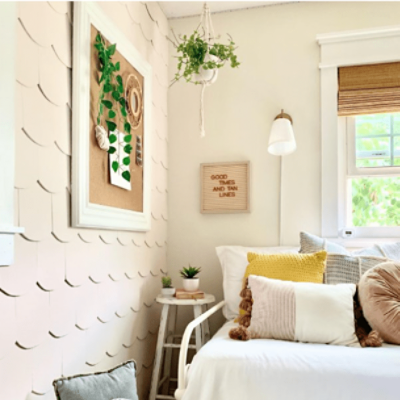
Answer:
94, 32, 132, 182
171, 30, 240, 84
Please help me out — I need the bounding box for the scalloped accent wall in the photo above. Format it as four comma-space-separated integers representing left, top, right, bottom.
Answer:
0, 2, 168, 399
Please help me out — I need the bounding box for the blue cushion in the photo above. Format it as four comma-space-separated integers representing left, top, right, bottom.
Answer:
53, 360, 138, 400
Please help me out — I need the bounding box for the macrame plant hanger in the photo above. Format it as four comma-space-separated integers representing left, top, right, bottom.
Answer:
198, 3, 217, 137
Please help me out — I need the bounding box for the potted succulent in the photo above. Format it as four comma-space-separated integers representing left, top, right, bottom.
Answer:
180, 266, 201, 292
161, 276, 176, 297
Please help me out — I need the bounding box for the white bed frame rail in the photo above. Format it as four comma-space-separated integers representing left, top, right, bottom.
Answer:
175, 300, 226, 400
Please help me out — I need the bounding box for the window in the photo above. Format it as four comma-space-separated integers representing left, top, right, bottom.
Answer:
346, 113, 400, 228
318, 24, 400, 240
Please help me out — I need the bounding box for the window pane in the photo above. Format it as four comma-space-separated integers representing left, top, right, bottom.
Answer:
355, 136, 390, 167
351, 177, 400, 227
356, 158, 391, 168
393, 113, 400, 134
356, 114, 390, 137
394, 136, 400, 166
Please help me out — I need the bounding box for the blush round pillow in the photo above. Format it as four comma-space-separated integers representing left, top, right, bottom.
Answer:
359, 262, 400, 345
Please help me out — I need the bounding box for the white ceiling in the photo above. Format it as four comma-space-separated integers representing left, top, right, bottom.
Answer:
158, 1, 286, 19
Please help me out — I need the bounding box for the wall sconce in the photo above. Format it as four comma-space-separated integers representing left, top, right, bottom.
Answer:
268, 110, 296, 156
267, 109, 296, 245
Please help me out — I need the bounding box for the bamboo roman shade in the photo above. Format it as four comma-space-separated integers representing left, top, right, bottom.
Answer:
338, 62, 400, 116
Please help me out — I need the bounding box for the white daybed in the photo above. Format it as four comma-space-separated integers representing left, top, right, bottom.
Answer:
175, 301, 400, 400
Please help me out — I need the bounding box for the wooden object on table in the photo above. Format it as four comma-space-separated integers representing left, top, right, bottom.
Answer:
149, 294, 215, 400
175, 289, 205, 300
200, 161, 250, 214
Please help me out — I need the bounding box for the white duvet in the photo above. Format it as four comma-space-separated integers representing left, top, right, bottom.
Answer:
182, 321, 400, 400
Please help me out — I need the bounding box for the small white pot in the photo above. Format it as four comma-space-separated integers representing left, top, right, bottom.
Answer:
161, 287, 176, 297
182, 278, 199, 292
193, 54, 219, 84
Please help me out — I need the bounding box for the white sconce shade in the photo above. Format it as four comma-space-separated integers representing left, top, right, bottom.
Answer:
268, 111, 296, 156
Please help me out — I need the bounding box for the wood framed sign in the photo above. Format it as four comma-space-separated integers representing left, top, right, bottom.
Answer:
200, 161, 250, 214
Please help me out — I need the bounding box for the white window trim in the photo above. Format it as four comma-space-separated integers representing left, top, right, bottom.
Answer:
0, 3, 24, 266
317, 25, 400, 244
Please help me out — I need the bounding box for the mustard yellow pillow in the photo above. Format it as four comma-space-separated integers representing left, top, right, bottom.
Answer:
238, 251, 327, 317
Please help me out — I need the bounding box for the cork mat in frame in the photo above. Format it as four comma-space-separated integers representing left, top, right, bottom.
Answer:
72, 2, 152, 231
201, 161, 250, 213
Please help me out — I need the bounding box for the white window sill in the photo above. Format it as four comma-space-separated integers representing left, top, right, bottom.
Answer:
328, 237, 399, 249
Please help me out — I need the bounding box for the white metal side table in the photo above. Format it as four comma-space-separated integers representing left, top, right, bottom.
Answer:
149, 294, 216, 400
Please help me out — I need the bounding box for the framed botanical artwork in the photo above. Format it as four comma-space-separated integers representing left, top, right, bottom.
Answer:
72, 2, 152, 231
200, 161, 250, 213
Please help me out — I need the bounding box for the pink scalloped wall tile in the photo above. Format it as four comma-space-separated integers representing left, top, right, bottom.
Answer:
15, 285, 50, 349
16, 21, 39, 87
146, 2, 169, 37
37, 237, 65, 292
15, 125, 39, 189
75, 282, 99, 330
48, 1, 70, 15
49, 284, 78, 338
51, 189, 76, 243
18, 2, 55, 48
19, 183, 52, 242
31, 337, 63, 395
54, 104, 72, 156
0, 345, 34, 399
52, 14, 72, 68
0, 235, 38, 296
21, 85, 56, 147
37, 144, 70, 194
0, 293, 17, 360
59, 327, 87, 377
98, 2, 136, 44
5, 2, 168, 399
39, 46, 71, 106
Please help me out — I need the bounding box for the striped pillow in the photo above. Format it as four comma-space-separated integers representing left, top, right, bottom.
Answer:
248, 275, 358, 346
325, 254, 388, 284
299, 232, 391, 284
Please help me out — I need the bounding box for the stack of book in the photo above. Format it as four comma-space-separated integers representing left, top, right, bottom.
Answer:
175, 288, 205, 299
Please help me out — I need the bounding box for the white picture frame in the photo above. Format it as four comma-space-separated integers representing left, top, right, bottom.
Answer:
72, 2, 152, 231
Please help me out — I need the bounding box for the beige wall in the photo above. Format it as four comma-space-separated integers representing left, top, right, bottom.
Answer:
167, 2, 400, 332
0, 2, 168, 400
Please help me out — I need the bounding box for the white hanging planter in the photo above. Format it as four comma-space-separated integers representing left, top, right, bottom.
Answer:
193, 53, 219, 84
171, 2, 240, 138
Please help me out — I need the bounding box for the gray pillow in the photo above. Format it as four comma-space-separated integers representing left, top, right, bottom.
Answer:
53, 360, 138, 400
299, 232, 349, 255
299, 231, 400, 259
299, 232, 394, 284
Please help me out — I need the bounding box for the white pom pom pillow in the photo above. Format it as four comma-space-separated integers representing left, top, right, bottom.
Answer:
248, 275, 358, 346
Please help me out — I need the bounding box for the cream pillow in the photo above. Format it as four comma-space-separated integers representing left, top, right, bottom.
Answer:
248, 275, 358, 346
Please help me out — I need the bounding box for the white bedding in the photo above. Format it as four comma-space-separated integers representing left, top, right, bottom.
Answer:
182, 321, 400, 400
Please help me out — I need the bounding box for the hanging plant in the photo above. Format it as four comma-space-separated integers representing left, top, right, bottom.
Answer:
94, 32, 132, 182
169, 3, 240, 137
171, 30, 240, 85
